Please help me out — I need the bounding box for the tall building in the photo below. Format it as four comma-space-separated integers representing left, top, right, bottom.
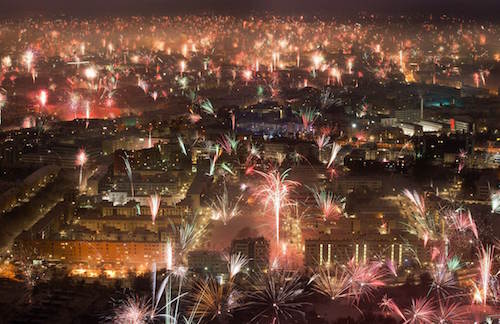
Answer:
231, 237, 270, 273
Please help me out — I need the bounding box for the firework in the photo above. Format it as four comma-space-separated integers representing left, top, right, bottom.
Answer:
346, 260, 386, 303
23, 50, 34, 71
210, 182, 243, 225
474, 245, 495, 305
403, 189, 426, 216
84, 66, 97, 80
0, 89, 6, 125
148, 193, 161, 224
113, 296, 152, 324
295, 107, 319, 130
178, 136, 188, 156
38, 90, 48, 107
242, 271, 310, 323
174, 217, 207, 260
402, 189, 441, 246
429, 261, 459, 298
254, 169, 299, 247
379, 295, 405, 321
314, 134, 330, 161
446, 208, 478, 240
218, 133, 239, 155
403, 297, 436, 324
309, 187, 345, 221
121, 153, 135, 197
327, 142, 341, 169
76, 149, 87, 189
200, 99, 215, 115
436, 299, 468, 324
191, 277, 239, 321
311, 266, 351, 300
227, 252, 249, 279
491, 189, 500, 214
166, 239, 173, 271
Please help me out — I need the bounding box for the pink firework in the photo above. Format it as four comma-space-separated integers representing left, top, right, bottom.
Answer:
403, 189, 426, 216
403, 297, 436, 324
346, 260, 386, 303
310, 187, 345, 221
446, 208, 478, 240
436, 299, 468, 324
254, 169, 299, 247
379, 295, 405, 321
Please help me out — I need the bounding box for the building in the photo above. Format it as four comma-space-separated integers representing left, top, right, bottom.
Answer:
231, 237, 270, 273
304, 233, 423, 268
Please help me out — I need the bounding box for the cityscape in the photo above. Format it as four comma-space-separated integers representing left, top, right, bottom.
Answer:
0, 1, 499, 323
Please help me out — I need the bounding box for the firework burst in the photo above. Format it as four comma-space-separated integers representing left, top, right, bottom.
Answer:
241, 271, 310, 323
210, 182, 243, 225
254, 169, 299, 248
309, 187, 345, 221
148, 193, 161, 224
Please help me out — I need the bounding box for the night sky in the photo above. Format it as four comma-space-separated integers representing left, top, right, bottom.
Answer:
1, 0, 500, 18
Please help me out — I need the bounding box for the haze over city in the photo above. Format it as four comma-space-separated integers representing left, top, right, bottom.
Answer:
0, 1, 498, 323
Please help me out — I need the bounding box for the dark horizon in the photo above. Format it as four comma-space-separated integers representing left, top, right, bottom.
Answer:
1, 0, 500, 19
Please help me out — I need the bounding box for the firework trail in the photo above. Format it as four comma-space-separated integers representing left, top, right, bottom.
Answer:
436, 299, 468, 324
218, 133, 239, 155
379, 295, 405, 321
178, 136, 188, 156
200, 98, 215, 115
446, 208, 478, 240
208, 144, 221, 176
327, 142, 341, 169
241, 271, 310, 323
490, 189, 500, 214
121, 152, 134, 197
346, 260, 386, 304
76, 149, 87, 189
309, 187, 345, 221
191, 277, 240, 321
428, 258, 459, 298
227, 252, 249, 279
295, 107, 320, 130
254, 169, 299, 248
403, 297, 436, 324
210, 182, 243, 225
403, 189, 426, 216
148, 193, 161, 224
112, 295, 152, 324
311, 266, 351, 300
474, 245, 495, 305
402, 189, 441, 246
314, 134, 330, 161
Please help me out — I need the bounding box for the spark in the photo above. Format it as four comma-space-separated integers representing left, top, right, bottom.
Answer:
148, 193, 161, 225
403, 297, 436, 324
241, 271, 310, 324
309, 187, 345, 221
210, 182, 243, 225
112, 296, 152, 324
327, 142, 342, 169
311, 266, 351, 300
227, 253, 249, 279
254, 169, 299, 247
121, 153, 134, 197
178, 136, 188, 156
76, 149, 87, 189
